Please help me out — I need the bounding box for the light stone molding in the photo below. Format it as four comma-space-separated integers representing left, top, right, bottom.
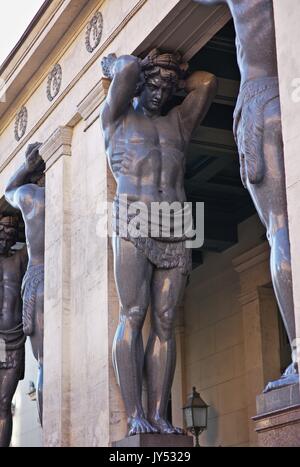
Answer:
77, 77, 110, 130
233, 242, 270, 274
40, 126, 72, 171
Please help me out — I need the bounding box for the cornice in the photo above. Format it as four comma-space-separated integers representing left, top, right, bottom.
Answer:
77, 77, 110, 130
40, 125, 72, 171
233, 242, 270, 274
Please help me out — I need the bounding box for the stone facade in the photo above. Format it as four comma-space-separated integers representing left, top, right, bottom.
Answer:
0, 0, 299, 447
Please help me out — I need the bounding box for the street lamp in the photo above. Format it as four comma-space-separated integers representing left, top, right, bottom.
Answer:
183, 387, 209, 447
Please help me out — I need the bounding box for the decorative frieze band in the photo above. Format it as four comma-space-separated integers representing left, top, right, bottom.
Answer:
85, 11, 103, 53
14, 106, 28, 141
47, 64, 62, 102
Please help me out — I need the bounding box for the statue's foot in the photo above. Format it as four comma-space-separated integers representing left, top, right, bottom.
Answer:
128, 416, 159, 437
263, 363, 299, 393
149, 418, 183, 435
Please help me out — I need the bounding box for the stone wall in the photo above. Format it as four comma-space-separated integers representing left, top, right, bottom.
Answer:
183, 215, 280, 447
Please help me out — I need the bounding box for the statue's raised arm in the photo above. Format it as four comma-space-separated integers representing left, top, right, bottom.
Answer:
5, 142, 45, 426
101, 53, 141, 125
173, 70, 217, 145
5, 142, 44, 212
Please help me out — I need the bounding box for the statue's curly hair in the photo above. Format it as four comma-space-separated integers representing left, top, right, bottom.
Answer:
135, 48, 188, 96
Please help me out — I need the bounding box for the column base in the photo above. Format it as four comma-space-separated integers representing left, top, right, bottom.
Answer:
112, 434, 193, 448
253, 383, 300, 447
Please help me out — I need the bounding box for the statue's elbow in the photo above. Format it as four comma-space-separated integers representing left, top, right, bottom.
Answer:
204, 73, 218, 93
117, 55, 140, 75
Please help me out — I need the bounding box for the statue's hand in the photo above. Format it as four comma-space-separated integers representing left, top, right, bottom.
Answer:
25, 142, 44, 174
101, 54, 117, 80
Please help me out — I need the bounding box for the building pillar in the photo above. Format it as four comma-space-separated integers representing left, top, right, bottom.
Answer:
233, 243, 281, 446
40, 126, 73, 447
273, 0, 300, 374
76, 77, 126, 446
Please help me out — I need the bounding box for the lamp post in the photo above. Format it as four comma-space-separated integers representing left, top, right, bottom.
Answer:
183, 387, 209, 447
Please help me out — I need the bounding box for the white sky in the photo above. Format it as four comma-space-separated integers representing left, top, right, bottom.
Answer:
0, 0, 45, 66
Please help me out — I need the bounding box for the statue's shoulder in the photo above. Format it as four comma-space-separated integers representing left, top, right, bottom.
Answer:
15, 183, 40, 209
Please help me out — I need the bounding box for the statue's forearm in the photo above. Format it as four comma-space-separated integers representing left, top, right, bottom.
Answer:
112, 55, 141, 80
104, 55, 141, 122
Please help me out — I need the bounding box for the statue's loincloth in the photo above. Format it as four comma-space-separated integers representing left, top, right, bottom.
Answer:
0, 323, 25, 379
21, 264, 44, 336
113, 198, 192, 275
233, 76, 280, 187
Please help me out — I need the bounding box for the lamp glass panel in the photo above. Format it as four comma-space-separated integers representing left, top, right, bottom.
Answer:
184, 407, 193, 428
193, 407, 207, 428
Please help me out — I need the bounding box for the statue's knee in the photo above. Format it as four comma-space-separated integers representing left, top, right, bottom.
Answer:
155, 308, 175, 341
0, 396, 11, 416
126, 306, 147, 330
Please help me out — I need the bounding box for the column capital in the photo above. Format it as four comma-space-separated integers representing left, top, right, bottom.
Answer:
238, 286, 274, 307
77, 77, 111, 130
40, 126, 73, 171
233, 242, 270, 274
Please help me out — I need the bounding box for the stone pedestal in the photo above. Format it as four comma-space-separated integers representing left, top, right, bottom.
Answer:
253, 384, 300, 447
113, 434, 193, 448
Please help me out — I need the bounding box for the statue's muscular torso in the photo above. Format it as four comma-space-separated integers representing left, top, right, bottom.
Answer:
105, 106, 186, 205
17, 185, 45, 267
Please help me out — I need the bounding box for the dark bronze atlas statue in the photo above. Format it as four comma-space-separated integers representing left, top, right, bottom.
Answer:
195, 0, 298, 391
0, 216, 27, 447
5, 143, 45, 424
101, 49, 217, 436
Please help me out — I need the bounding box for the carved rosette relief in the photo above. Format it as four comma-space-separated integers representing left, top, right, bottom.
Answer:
47, 64, 62, 101
85, 11, 103, 53
14, 106, 28, 141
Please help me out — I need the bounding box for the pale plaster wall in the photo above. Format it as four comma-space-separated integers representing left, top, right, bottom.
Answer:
11, 340, 42, 447
184, 215, 267, 447
68, 117, 111, 447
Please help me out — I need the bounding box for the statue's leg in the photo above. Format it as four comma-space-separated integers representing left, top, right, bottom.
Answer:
112, 236, 158, 436
0, 367, 20, 447
245, 97, 298, 390
145, 266, 187, 434
29, 280, 44, 425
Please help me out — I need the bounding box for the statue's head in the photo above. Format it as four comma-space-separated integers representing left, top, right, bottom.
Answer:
137, 49, 187, 115
0, 215, 18, 254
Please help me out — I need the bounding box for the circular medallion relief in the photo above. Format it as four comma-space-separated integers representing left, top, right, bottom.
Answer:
85, 11, 103, 53
14, 106, 28, 141
47, 64, 62, 101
